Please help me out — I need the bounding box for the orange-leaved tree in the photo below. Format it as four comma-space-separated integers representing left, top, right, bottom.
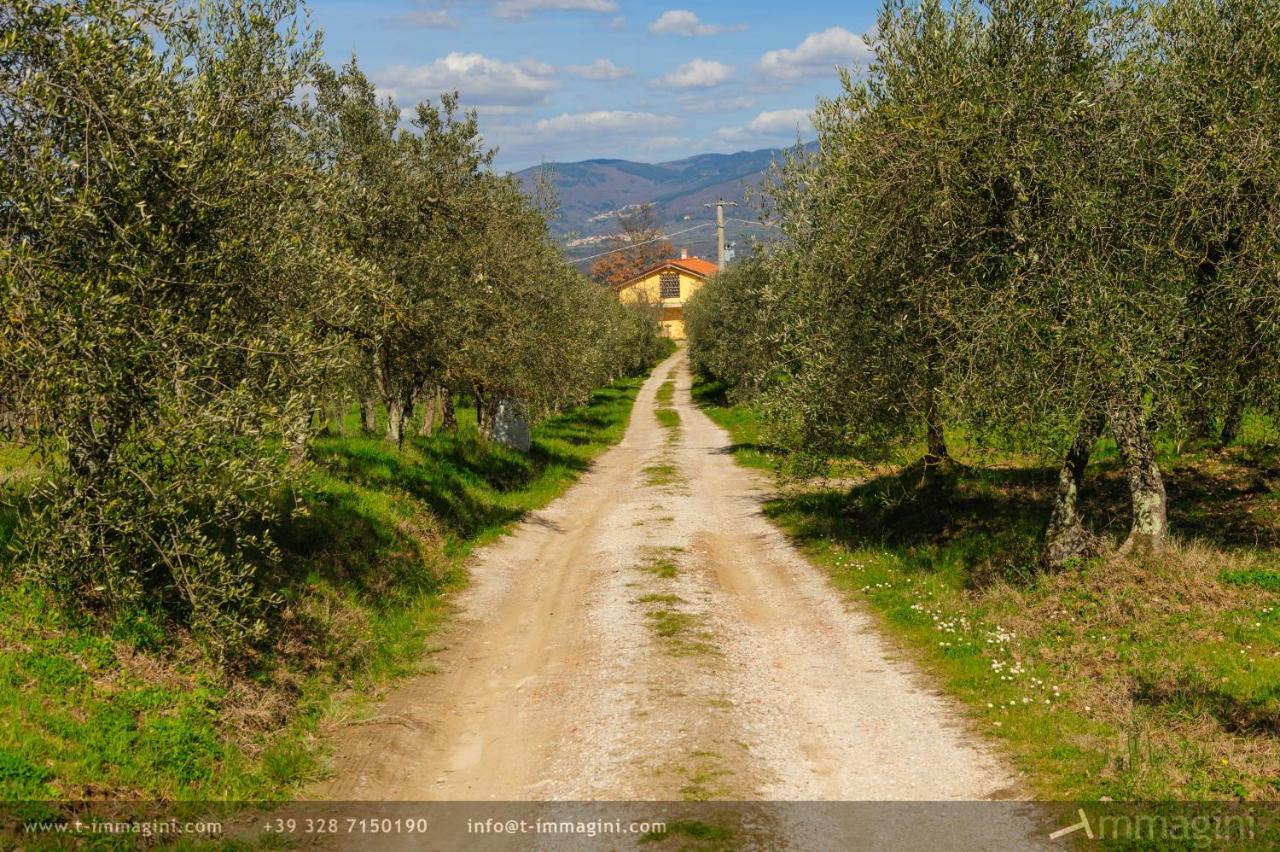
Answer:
590, 203, 673, 288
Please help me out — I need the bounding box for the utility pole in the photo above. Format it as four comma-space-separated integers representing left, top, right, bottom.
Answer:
704, 198, 738, 272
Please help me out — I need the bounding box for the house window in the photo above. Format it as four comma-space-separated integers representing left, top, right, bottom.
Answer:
660, 271, 680, 299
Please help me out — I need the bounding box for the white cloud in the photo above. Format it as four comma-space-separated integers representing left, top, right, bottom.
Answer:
654, 58, 734, 89
375, 53, 557, 107
520, 58, 556, 75
715, 108, 813, 145
564, 58, 633, 80
747, 108, 812, 135
494, 0, 618, 19
396, 8, 459, 29
757, 26, 873, 82
608, 15, 626, 30
533, 110, 678, 137
648, 9, 743, 37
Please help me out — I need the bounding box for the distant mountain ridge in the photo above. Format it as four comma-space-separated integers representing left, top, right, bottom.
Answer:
514, 143, 815, 262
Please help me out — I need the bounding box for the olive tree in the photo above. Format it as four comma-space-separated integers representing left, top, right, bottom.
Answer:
684, 253, 780, 398
0, 0, 349, 659
958, 0, 1280, 561
311, 64, 492, 446
689, 0, 1254, 564
743, 0, 993, 473
1153, 0, 1280, 448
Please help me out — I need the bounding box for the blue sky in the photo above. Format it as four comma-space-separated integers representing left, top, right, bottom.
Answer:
307, 1, 879, 171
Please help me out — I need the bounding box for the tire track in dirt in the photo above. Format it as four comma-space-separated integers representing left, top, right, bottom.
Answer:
311, 349, 1047, 849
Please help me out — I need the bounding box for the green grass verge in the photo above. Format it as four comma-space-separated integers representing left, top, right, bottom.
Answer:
690, 380, 775, 471
1221, 569, 1280, 593
0, 375, 648, 803
694, 377, 1280, 801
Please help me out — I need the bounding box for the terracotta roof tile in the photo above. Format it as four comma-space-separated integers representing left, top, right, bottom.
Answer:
611, 256, 718, 289
670, 257, 718, 276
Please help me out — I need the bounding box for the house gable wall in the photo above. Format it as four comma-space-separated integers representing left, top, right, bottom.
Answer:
615, 266, 709, 340
615, 267, 708, 307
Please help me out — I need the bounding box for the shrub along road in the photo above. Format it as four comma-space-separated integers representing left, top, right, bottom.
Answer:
317, 349, 1044, 847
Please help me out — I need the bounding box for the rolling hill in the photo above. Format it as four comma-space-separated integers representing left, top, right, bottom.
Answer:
514, 144, 814, 265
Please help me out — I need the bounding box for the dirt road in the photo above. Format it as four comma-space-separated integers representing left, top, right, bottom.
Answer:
315, 349, 1044, 848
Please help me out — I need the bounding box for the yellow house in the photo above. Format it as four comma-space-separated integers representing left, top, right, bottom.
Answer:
613, 250, 717, 340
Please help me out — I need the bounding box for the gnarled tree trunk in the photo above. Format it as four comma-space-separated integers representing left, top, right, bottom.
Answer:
925, 406, 949, 468
287, 409, 311, 467
1107, 398, 1168, 555
385, 389, 413, 448
480, 395, 502, 442
473, 391, 488, 436
1043, 410, 1105, 569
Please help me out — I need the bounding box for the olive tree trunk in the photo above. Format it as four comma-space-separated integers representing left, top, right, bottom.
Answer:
385, 389, 414, 448
287, 409, 311, 467
925, 406, 949, 467
418, 385, 440, 436
328, 397, 346, 435
1043, 410, 1105, 569
480, 396, 502, 442
473, 391, 488, 436
359, 396, 378, 434
1219, 386, 1248, 448
442, 392, 457, 433
922, 380, 950, 470
1107, 398, 1168, 555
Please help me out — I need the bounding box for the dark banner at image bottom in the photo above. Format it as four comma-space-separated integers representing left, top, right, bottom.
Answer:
4, 800, 1276, 850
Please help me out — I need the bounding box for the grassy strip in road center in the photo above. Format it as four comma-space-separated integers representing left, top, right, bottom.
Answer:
655, 378, 680, 434
656, 408, 681, 430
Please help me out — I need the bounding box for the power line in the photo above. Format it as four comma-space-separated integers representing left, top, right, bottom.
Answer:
563, 221, 715, 264
727, 217, 781, 228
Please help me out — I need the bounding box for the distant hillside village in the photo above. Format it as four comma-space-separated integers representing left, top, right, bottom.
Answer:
515, 144, 814, 265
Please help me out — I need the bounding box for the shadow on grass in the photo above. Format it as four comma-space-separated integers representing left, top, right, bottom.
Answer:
692, 378, 786, 459
1133, 672, 1280, 738
767, 463, 1052, 586
283, 380, 643, 594
275, 477, 444, 604
768, 451, 1280, 588
0, 376, 651, 801
310, 430, 535, 542
690, 378, 731, 408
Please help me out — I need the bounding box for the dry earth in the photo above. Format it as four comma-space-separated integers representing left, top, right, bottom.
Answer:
309, 349, 1049, 850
